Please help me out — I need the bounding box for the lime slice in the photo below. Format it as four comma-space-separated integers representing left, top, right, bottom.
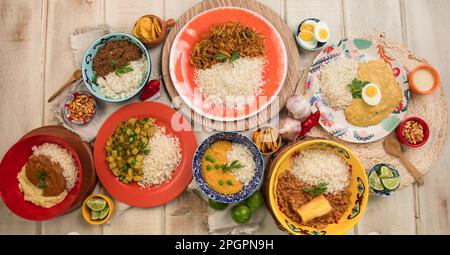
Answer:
379, 166, 394, 178
87, 198, 107, 212
91, 210, 100, 220
382, 177, 400, 191
98, 205, 110, 220
369, 170, 384, 191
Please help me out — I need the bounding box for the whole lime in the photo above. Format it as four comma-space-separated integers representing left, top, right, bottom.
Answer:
230, 204, 252, 224
208, 198, 229, 210
245, 191, 264, 210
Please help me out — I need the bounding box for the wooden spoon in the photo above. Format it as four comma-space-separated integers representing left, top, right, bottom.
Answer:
384, 134, 424, 185
47, 69, 82, 103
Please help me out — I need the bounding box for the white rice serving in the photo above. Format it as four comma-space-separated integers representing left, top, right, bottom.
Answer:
140, 126, 181, 188
194, 57, 266, 108
30, 143, 78, 191
97, 56, 147, 99
227, 143, 256, 186
292, 149, 350, 193
319, 58, 359, 110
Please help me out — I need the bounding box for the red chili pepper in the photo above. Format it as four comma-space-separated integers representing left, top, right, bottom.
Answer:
298, 106, 320, 138
140, 79, 160, 101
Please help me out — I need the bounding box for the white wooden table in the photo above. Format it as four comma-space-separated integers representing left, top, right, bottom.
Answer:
1, 0, 449, 235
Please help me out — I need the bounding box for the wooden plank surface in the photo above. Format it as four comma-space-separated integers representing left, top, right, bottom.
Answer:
0, 0, 45, 234
0, 0, 449, 235
343, 0, 417, 235
40, 0, 104, 235
403, 0, 450, 234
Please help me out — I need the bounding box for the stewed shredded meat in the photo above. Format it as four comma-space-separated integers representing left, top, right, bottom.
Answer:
25, 155, 66, 197
276, 172, 350, 229
190, 21, 265, 69
93, 40, 142, 77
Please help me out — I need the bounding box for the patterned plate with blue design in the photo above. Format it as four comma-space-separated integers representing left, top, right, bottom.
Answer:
192, 132, 264, 203
306, 38, 410, 143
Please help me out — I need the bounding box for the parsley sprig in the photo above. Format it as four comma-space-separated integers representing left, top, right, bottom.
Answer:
304, 181, 328, 196
215, 50, 241, 64
109, 59, 134, 76
216, 160, 244, 173
347, 78, 370, 99
36, 171, 47, 189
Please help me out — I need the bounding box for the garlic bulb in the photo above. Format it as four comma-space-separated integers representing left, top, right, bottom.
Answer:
286, 95, 311, 121
279, 115, 302, 142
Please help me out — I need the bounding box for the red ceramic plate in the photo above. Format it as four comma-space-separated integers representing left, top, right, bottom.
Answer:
0, 134, 83, 221
169, 7, 288, 121
93, 101, 197, 207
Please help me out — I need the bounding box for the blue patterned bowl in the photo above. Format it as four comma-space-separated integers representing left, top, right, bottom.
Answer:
192, 132, 264, 203
81, 32, 151, 103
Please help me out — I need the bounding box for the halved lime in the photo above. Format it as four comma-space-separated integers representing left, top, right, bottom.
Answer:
98, 205, 110, 220
382, 177, 400, 191
379, 166, 394, 178
369, 170, 384, 191
87, 198, 107, 212
91, 210, 100, 220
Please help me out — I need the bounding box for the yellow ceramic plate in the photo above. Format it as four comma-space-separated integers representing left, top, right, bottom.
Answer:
267, 139, 368, 235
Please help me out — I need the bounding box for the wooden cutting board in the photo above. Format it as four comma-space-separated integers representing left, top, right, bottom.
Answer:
161, 0, 300, 131
22, 125, 97, 211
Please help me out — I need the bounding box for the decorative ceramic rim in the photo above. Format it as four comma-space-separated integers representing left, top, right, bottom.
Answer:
169, 6, 288, 122
267, 140, 369, 235
81, 32, 151, 103
306, 38, 410, 143
192, 132, 264, 203
63, 91, 97, 125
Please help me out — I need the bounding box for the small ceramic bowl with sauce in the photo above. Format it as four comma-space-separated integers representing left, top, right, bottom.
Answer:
408, 64, 441, 94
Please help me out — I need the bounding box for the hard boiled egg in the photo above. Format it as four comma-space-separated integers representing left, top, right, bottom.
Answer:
362, 83, 382, 106
297, 20, 318, 49
314, 21, 330, 43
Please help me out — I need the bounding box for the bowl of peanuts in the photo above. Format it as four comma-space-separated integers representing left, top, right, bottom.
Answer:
64, 91, 97, 125
396, 116, 429, 148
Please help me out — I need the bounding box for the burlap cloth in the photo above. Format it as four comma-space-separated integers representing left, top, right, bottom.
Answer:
299, 34, 448, 188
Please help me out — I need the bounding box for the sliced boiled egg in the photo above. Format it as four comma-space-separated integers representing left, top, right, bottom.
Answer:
362, 83, 382, 106
298, 20, 318, 49
314, 21, 330, 43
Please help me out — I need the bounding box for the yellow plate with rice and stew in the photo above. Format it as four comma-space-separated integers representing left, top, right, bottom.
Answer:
266, 139, 368, 235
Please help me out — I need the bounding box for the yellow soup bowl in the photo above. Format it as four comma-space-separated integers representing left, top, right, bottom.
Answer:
266, 139, 368, 235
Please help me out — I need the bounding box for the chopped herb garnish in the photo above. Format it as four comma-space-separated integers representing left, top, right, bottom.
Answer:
218, 180, 224, 186
226, 180, 233, 186
219, 160, 244, 173
205, 155, 216, 163
214, 50, 240, 64
92, 75, 97, 84
304, 182, 328, 196
123, 165, 129, 171
36, 171, 47, 189
215, 52, 228, 61
115, 64, 134, 76
214, 164, 221, 169
109, 59, 118, 69
348, 78, 370, 99
130, 159, 136, 166
206, 165, 212, 171
143, 149, 150, 155
229, 50, 240, 63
